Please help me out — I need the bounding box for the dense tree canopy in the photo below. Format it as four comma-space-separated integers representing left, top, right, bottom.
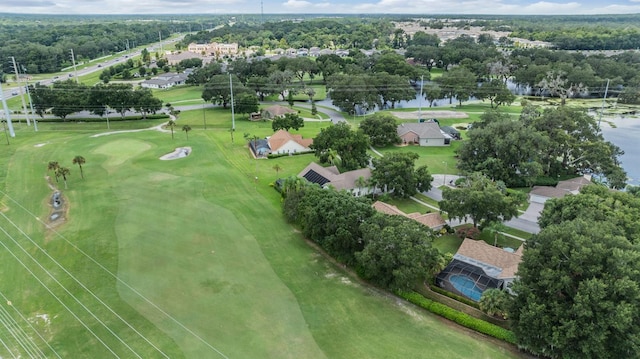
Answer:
283, 184, 443, 290
371, 152, 433, 198
311, 123, 370, 171
358, 113, 400, 147
458, 106, 627, 188
439, 173, 526, 228
356, 213, 442, 290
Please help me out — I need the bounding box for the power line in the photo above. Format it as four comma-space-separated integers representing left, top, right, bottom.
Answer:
0, 211, 169, 358
0, 303, 44, 358
0, 190, 230, 359
0, 290, 62, 359
0, 226, 121, 358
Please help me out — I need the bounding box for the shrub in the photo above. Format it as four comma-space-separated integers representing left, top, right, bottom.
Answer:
455, 226, 480, 240
397, 291, 517, 344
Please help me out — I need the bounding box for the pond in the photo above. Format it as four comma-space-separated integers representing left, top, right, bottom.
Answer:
600, 117, 640, 187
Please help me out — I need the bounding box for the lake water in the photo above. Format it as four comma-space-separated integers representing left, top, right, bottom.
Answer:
318, 92, 639, 187
600, 117, 640, 187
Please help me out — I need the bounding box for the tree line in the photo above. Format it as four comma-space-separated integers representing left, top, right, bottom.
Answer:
457, 105, 627, 189
29, 80, 163, 121
282, 182, 444, 291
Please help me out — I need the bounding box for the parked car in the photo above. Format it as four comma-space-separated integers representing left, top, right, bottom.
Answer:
11, 90, 18, 95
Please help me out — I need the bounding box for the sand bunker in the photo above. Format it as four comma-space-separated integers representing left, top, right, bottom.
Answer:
391, 110, 469, 119
160, 147, 192, 160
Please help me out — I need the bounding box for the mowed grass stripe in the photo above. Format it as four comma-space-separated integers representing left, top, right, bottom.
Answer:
93, 133, 325, 358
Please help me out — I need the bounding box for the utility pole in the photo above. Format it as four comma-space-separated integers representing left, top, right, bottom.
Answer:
229, 73, 235, 132
598, 79, 610, 131
159, 31, 163, 55
70, 49, 79, 83
418, 74, 424, 122
11, 57, 31, 126
0, 81, 16, 137
24, 82, 37, 132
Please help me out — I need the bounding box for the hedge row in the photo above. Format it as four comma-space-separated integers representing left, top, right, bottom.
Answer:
33, 114, 169, 123
397, 291, 517, 344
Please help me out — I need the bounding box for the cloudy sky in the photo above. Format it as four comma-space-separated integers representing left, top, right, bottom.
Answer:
3, 0, 640, 15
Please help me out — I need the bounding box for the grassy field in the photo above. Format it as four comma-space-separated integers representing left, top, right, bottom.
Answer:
0, 108, 524, 358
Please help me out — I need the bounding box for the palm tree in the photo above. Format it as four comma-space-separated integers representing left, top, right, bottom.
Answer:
47, 161, 60, 182
355, 176, 368, 197
56, 167, 70, 189
484, 221, 507, 247
167, 120, 175, 139
72, 155, 86, 179
479, 288, 510, 319
273, 164, 283, 175
326, 148, 341, 167
182, 125, 192, 140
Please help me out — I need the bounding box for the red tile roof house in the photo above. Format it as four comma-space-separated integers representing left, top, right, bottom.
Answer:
397, 122, 451, 146
298, 162, 374, 197
529, 175, 592, 204
372, 201, 446, 231
267, 130, 313, 155
436, 238, 523, 300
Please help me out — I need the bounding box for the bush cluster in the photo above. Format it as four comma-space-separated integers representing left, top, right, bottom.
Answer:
398, 291, 517, 344
455, 226, 480, 240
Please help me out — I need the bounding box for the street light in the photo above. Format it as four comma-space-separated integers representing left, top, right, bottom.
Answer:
443, 161, 448, 186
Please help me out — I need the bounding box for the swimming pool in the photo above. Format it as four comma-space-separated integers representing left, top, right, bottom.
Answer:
449, 274, 484, 301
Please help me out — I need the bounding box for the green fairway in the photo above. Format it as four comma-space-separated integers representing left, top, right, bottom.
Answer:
0, 113, 523, 358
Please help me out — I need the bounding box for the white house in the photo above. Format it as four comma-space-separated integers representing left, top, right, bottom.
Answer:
140, 72, 189, 89
267, 130, 313, 155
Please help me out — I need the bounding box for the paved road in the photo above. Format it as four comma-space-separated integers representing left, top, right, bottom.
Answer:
420, 176, 541, 234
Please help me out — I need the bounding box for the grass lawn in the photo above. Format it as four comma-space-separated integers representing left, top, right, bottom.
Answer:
382, 197, 435, 214
0, 114, 523, 358
433, 235, 464, 255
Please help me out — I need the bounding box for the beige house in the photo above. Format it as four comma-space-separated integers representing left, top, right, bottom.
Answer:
187, 42, 239, 57
397, 122, 450, 146
372, 201, 446, 231
436, 238, 523, 300
261, 105, 297, 119
298, 162, 373, 197
267, 130, 313, 155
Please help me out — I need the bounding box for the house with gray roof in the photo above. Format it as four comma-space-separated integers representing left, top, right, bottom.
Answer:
140, 72, 189, 89
298, 162, 373, 197
529, 175, 592, 204
397, 122, 449, 146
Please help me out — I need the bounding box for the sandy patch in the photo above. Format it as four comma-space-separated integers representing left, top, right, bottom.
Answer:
160, 147, 192, 160
391, 111, 469, 120
35, 143, 49, 147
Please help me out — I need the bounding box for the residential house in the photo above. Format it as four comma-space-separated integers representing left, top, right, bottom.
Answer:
267, 130, 313, 155
298, 162, 373, 197
397, 122, 449, 146
529, 175, 592, 204
309, 47, 321, 57
436, 238, 523, 300
372, 201, 446, 231
140, 72, 189, 89
261, 105, 297, 119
